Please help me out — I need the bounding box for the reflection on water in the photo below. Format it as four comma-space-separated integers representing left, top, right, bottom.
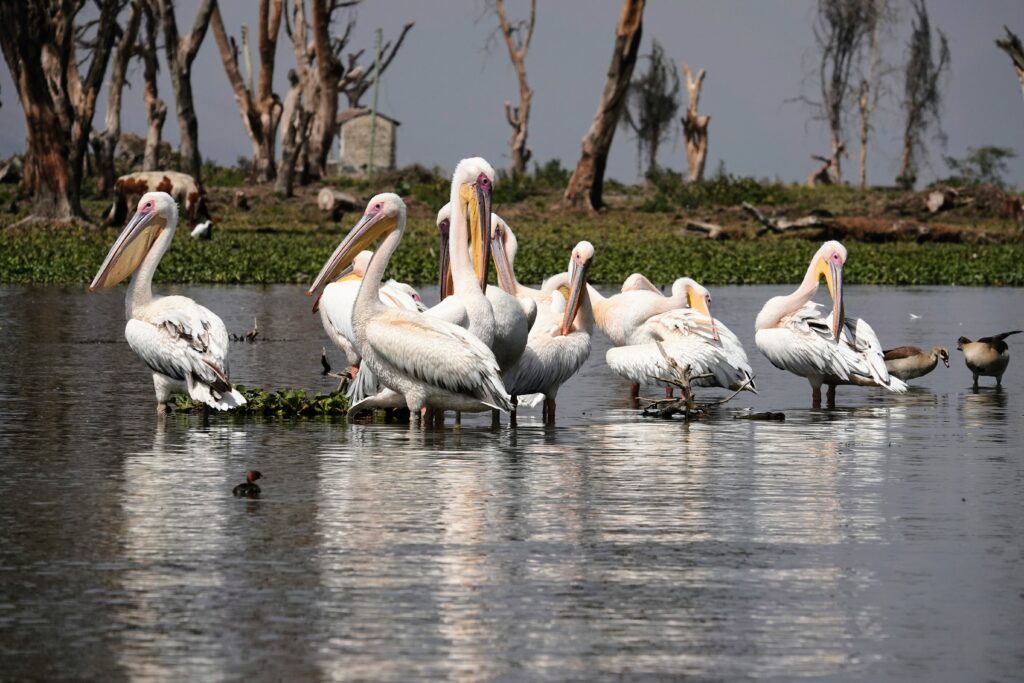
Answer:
1, 284, 1023, 681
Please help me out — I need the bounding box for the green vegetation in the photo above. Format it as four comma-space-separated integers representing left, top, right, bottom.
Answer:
2, 162, 1021, 287
174, 386, 349, 416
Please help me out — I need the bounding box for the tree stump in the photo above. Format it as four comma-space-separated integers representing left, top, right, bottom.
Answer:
317, 188, 358, 221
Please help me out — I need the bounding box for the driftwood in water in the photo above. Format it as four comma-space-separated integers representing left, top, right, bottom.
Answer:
640, 341, 751, 419
735, 411, 786, 421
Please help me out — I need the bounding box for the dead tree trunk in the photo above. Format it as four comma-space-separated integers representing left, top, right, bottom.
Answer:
0, 2, 76, 220
564, 0, 645, 211
0, 0, 120, 223
857, 79, 870, 189
210, 0, 283, 183
158, 0, 216, 184
341, 23, 414, 109
681, 63, 709, 182
140, 2, 167, 171
94, 1, 143, 197
309, 0, 340, 178
276, 0, 317, 195
996, 26, 1024, 106
494, 0, 536, 175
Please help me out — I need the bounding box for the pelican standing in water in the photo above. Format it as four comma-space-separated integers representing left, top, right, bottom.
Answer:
501, 242, 595, 425
606, 277, 755, 397
313, 249, 425, 377
307, 193, 511, 416
89, 192, 245, 412
755, 240, 905, 408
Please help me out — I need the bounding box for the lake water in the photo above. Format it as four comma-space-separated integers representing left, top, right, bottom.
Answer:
1, 284, 1022, 681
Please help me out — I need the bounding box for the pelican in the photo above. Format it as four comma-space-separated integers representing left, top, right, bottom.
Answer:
882, 345, 949, 381
501, 242, 595, 425
754, 240, 906, 408
957, 330, 1020, 389
89, 191, 245, 412
313, 249, 425, 374
307, 193, 511, 416
437, 205, 534, 372
606, 277, 755, 396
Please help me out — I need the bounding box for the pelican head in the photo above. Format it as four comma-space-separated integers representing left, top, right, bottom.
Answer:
935, 346, 950, 368
559, 241, 595, 336
89, 191, 178, 291
490, 213, 518, 294
813, 240, 847, 340
452, 157, 495, 291
307, 193, 404, 296
674, 277, 719, 342
436, 204, 454, 298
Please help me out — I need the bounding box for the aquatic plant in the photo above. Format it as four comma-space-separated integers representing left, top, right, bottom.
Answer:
174, 386, 349, 416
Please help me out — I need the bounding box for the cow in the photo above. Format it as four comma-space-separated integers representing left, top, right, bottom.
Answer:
105, 171, 210, 228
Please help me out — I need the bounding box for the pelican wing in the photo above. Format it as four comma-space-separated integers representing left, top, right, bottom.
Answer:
126, 296, 244, 409
828, 312, 906, 391
365, 311, 510, 408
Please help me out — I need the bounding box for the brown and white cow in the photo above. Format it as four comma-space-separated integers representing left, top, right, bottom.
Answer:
105, 171, 210, 228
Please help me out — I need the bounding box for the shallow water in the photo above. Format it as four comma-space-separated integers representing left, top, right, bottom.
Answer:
1, 284, 1022, 681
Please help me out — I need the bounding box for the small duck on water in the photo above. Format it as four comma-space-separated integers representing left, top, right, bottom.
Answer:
233, 470, 262, 498
882, 346, 949, 381
957, 330, 1021, 389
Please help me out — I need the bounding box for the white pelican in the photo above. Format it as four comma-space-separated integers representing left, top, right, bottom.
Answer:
307, 193, 511, 416
754, 240, 906, 408
437, 205, 534, 372
312, 249, 425, 373
88, 191, 245, 412
501, 242, 595, 425
606, 277, 755, 396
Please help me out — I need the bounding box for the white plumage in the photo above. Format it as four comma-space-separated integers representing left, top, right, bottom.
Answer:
89, 192, 245, 411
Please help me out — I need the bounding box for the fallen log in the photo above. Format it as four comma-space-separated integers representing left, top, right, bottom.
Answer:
318, 188, 359, 221
742, 202, 830, 236
684, 219, 726, 239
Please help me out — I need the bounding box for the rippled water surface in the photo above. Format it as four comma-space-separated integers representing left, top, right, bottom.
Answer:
1, 284, 1022, 681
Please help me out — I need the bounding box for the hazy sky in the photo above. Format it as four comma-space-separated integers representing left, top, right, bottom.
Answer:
2, 1, 1023, 187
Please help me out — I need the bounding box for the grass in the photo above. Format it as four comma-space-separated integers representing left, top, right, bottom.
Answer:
174, 386, 350, 416
2, 165, 1022, 287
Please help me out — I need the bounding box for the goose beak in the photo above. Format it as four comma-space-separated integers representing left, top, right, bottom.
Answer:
89, 209, 157, 291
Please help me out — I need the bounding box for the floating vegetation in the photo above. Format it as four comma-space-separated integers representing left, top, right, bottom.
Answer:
174, 386, 349, 416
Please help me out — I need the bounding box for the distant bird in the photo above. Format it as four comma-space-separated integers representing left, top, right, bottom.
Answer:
190, 220, 212, 240
908, 313, 922, 320
233, 470, 262, 498
957, 331, 1020, 389
883, 346, 949, 381
89, 192, 245, 412
755, 240, 906, 408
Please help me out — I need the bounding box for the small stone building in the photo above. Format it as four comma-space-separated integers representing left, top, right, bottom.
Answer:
332, 108, 399, 176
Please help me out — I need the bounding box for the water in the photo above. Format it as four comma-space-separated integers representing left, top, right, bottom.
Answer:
1, 284, 1022, 681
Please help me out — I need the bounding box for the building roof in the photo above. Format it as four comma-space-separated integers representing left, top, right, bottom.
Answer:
336, 108, 401, 126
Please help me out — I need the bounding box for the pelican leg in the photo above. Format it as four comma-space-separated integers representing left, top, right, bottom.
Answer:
455, 411, 462, 426
973, 373, 979, 392
629, 383, 640, 402
510, 395, 518, 428
434, 410, 445, 429
491, 409, 500, 428
811, 383, 822, 409
543, 398, 556, 426
826, 384, 837, 409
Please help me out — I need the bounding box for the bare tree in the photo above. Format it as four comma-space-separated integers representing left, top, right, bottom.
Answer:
621, 40, 679, 177
680, 64, 709, 182
139, 1, 167, 171
996, 26, 1024, 107
276, 0, 317, 195
0, 0, 123, 222
210, 0, 284, 182
855, 0, 894, 189
94, 0, 144, 197
810, 0, 876, 183
564, 0, 645, 211
489, 0, 536, 175
897, 0, 950, 188
158, 0, 217, 184
340, 22, 413, 109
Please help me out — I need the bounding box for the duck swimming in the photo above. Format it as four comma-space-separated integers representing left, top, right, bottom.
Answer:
233, 470, 262, 498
